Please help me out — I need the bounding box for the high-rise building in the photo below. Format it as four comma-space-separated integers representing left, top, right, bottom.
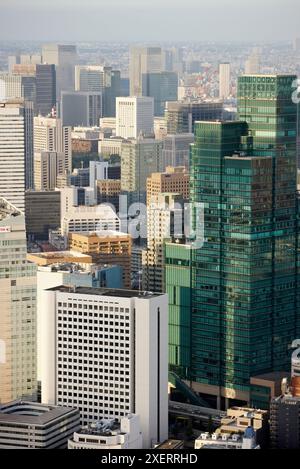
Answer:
219, 63, 231, 99
0, 74, 22, 100
0, 99, 34, 210
245, 50, 261, 75
293, 37, 300, 52
75, 65, 121, 117
42, 44, 77, 98
147, 166, 189, 205
25, 190, 61, 240
61, 204, 120, 235
34, 115, 72, 174
34, 151, 65, 191
161, 133, 194, 169
0, 198, 37, 403
165, 101, 223, 134
129, 46, 162, 96
142, 72, 178, 116
40, 286, 168, 448
142, 193, 184, 293
8, 54, 42, 73
116, 96, 154, 139
163, 48, 183, 75
61, 91, 102, 127
120, 137, 163, 204
12, 64, 56, 116
187, 74, 298, 407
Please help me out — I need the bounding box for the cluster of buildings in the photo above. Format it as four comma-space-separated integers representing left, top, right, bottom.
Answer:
0, 39, 300, 451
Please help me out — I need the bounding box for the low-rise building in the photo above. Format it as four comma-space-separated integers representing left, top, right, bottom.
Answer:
68, 414, 142, 449
0, 400, 80, 449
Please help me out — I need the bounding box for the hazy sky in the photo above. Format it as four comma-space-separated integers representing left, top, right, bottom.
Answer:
0, 0, 298, 42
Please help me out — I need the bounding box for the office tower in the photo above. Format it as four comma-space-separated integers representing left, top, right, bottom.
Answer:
25, 190, 61, 240
0, 198, 37, 403
68, 415, 142, 449
61, 204, 120, 235
270, 352, 300, 449
165, 101, 223, 134
12, 64, 56, 116
0, 99, 34, 211
142, 193, 184, 293
75, 65, 121, 117
8, 54, 42, 73
147, 166, 189, 205
35, 64, 56, 116
98, 137, 124, 159
162, 133, 194, 169
61, 91, 102, 127
69, 231, 132, 288
34, 115, 72, 174
0, 74, 22, 99
142, 71, 178, 116
165, 241, 193, 381
219, 63, 231, 99
129, 46, 162, 96
245, 50, 261, 75
154, 117, 167, 140
34, 151, 65, 191
0, 401, 80, 449
116, 96, 154, 139
163, 48, 183, 75
294, 38, 300, 52
121, 138, 163, 204
40, 285, 168, 448
188, 74, 298, 407
42, 44, 77, 98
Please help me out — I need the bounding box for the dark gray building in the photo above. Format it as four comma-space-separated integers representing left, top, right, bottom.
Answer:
270, 395, 300, 449
36, 64, 56, 116
61, 91, 102, 127
142, 71, 178, 116
165, 100, 224, 134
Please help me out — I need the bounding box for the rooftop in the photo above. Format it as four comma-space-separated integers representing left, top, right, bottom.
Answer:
47, 285, 164, 299
0, 400, 77, 426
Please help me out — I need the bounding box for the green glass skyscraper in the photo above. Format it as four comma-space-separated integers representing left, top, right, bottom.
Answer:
188, 75, 298, 407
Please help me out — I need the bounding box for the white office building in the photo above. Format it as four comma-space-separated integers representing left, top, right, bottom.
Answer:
116, 96, 154, 139
40, 286, 168, 448
68, 414, 142, 449
219, 63, 231, 100
0, 99, 34, 210
0, 74, 22, 100
34, 115, 72, 174
61, 204, 120, 235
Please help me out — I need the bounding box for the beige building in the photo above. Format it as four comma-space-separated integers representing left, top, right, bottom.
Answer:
147, 166, 189, 205
142, 193, 184, 293
34, 151, 65, 191
0, 198, 37, 404
121, 137, 163, 204
34, 116, 72, 174
27, 250, 93, 267
69, 231, 132, 288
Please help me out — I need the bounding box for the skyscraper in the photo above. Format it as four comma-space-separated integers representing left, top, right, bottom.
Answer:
219, 63, 231, 99
0, 197, 37, 403
75, 65, 121, 117
142, 71, 178, 116
165, 101, 224, 134
116, 96, 154, 139
34, 151, 65, 191
187, 74, 298, 407
42, 44, 77, 98
0, 99, 34, 211
40, 286, 168, 448
129, 46, 162, 96
61, 91, 102, 127
34, 115, 72, 174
